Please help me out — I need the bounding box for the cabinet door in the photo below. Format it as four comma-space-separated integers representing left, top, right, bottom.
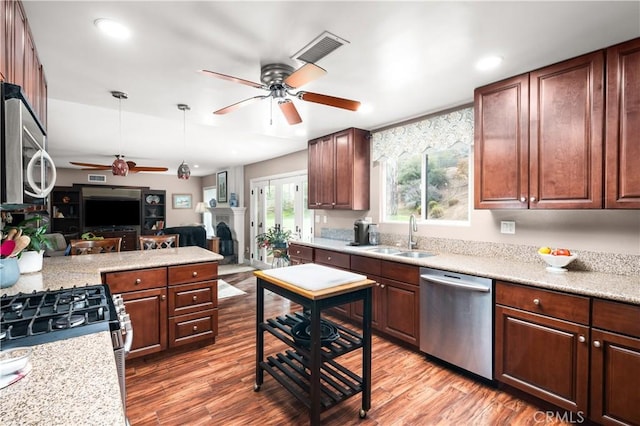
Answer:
529, 51, 604, 209
606, 37, 640, 208
9, 0, 25, 87
1, 0, 6, 81
333, 129, 354, 209
352, 277, 383, 330
122, 287, 168, 359
590, 329, 640, 426
474, 74, 529, 209
379, 277, 419, 346
318, 135, 335, 208
495, 305, 589, 413
307, 139, 321, 208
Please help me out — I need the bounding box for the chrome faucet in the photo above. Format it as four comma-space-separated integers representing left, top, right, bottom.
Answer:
408, 214, 418, 250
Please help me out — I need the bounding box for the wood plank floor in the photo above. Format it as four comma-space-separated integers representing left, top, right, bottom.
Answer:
125, 271, 571, 425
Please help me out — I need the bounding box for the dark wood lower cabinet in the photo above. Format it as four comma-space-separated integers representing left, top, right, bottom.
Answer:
121, 287, 168, 358
495, 305, 589, 413
378, 277, 419, 346
590, 329, 640, 425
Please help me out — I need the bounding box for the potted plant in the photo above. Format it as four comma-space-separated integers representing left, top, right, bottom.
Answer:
255, 226, 293, 262
4, 215, 53, 273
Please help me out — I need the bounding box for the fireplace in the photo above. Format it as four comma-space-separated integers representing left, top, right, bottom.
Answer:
210, 207, 246, 264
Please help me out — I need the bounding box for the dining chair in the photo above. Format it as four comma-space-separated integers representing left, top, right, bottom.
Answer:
70, 238, 122, 255
138, 234, 180, 250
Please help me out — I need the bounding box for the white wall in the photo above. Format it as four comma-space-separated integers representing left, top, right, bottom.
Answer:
55, 168, 203, 227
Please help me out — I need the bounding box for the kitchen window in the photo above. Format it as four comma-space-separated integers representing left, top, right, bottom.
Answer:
373, 106, 472, 223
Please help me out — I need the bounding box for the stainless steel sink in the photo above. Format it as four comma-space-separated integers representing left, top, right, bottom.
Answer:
366, 247, 402, 255
394, 251, 434, 258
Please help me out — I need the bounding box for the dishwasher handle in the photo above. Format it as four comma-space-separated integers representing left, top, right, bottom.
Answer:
420, 274, 491, 293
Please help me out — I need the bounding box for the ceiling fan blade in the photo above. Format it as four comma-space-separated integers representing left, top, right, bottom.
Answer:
70, 161, 110, 169
200, 69, 264, 89
130, 166, 169, 172
284, 63, 327, 88
214, 95, 269, 115
278, 100, 302, 125
297, 91, 361, 111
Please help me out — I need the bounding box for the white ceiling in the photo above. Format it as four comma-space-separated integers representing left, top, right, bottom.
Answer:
22, 1, 640, 177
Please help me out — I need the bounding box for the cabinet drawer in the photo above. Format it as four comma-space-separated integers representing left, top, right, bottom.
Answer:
380, 260, 419, 285
168, 309, 218, 348
103, 267, 167, 293
350, 255, 381, 276
168, 262, 217, 285
315, 249, 350, 269
288, 244, 313, 262
593, 299, 640, 338
496, 281, 590, 324
169, 280, 217, 316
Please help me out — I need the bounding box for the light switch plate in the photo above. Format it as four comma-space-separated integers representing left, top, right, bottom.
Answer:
500, 221, 516, 234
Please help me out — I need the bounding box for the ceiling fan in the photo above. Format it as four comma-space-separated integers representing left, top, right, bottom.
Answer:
200, 62, 361, 125
70, 155, 169, 175
69, 91, 169, 176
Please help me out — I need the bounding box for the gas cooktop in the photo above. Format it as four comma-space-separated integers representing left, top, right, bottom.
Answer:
0, 284, 118, 350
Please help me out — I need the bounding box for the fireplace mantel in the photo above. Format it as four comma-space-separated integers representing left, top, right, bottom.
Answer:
211, 207, 246, 264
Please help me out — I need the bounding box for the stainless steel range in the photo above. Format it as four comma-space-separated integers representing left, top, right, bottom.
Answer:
0, 284, 132, 413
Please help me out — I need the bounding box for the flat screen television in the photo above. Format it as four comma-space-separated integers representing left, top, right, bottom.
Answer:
84, 198, 141, 228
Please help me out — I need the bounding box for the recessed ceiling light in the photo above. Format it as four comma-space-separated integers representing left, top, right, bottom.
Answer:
94, 18, 131, 40
475, 55, 503, 71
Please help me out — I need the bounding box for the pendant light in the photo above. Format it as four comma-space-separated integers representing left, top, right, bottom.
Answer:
177, 104, 191, 180
111, 91, 129, 176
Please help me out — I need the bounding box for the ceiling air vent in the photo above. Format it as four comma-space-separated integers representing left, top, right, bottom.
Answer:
291, 31, 349, 64
88, 174, 107, 183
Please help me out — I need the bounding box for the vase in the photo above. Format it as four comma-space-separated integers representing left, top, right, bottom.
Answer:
0, 257, 20, 288
18, 250, 44, 274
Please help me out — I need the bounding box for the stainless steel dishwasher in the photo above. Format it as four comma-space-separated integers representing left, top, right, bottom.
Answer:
419, 267, 493, 380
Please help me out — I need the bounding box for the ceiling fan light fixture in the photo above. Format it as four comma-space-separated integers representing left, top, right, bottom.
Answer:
177, 104, 191, 180
112, 156, 129, 176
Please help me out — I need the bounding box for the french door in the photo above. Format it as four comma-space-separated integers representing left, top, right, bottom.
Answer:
250, 171, 313, 268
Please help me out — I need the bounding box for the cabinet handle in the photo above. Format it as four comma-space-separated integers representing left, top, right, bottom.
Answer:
593, 340, 601, 348
520, 197, 526, 203
327, 256, 331, 260
161, 295, 166, 301
135, 278, 142, 285
530, 196, 536, 202
578, 335, 586, 343
380, 284, 385, 288
332, 202, 336, 206
296, 250, 301, 254
193, 325, 198, 332
192, 295, 198, 302
533, 298, 540, 305
192, 271, 198, 277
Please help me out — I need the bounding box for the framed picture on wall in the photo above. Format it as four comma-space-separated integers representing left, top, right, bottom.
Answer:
172, 193, 192, 209
217, 171, 228, 203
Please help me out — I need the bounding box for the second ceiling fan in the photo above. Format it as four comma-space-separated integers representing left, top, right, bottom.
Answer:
200, 62, 361, 125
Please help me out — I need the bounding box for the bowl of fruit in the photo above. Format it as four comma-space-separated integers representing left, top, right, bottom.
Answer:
538, 247, 577, 272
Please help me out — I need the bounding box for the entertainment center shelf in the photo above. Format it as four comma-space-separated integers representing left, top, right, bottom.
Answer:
50, 185, 166, 250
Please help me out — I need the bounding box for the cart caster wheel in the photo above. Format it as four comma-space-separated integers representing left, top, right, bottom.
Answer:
253, 383, 261, 392
359, 409, 367, 419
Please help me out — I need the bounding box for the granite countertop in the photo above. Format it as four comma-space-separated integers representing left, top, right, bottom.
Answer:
0, 332, 126, 426
0, 246, 223, 424
293, 238, 640, 305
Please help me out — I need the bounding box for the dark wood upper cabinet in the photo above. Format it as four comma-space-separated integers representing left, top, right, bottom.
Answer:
1, 0, 7, 82
605, 37, 640, 208
475, 49, 609, 209
308, 128, 370, 210
474, 74, 529, 209
529, 51, 604, 209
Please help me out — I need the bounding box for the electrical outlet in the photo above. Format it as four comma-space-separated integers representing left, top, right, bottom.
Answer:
500, 221, 516, 234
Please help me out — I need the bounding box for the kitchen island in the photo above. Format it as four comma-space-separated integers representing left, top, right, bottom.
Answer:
0, 246, 223, 426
